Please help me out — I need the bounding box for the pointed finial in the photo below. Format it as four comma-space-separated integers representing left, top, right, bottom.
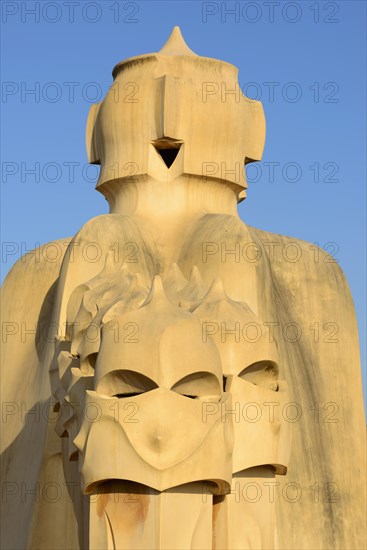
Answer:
142, 275, 170, 307
206, 278, 228, 301
189, 265, 205, 286
159, 26, 196, 57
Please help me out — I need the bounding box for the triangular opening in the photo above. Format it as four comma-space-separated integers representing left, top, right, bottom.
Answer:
155, 145, 181, 168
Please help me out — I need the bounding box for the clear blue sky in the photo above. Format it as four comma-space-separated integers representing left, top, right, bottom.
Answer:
1, 0, 366, 406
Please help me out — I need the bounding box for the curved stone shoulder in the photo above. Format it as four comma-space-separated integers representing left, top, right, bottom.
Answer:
248, 225, 356, 311
248, 225, 365, 550
2, 238, 71, 288
1, 237, 71, 405
1, 238, 73, 550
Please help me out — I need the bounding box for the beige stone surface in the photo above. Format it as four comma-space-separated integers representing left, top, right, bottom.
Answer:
1, 26, 365, 550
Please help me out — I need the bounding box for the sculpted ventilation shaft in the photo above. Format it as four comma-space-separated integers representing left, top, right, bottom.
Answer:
1, 27, 365, 550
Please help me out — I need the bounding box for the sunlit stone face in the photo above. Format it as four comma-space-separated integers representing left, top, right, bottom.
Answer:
51, 262, 289, 495
74, 299, 233, 491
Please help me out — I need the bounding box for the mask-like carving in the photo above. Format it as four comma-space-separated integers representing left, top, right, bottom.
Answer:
50, 257, 291, 549
52, 272, 236, 494
188, 278, 290, 474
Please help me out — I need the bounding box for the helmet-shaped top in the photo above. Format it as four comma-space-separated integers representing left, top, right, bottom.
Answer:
86, 26, 265, 202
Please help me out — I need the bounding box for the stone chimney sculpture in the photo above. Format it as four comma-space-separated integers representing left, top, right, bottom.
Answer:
1, 27, 366, 550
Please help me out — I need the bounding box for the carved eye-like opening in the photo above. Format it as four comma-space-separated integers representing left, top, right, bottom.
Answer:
239, 361, 279, 391
97, 370, 158, 398
156, 147, 180, 168
152, 138, 183, 168
171, 372, 221, 400
87, 353, 97, 368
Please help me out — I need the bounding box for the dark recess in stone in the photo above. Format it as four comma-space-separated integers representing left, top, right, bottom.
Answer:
155, 146, 180, 168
